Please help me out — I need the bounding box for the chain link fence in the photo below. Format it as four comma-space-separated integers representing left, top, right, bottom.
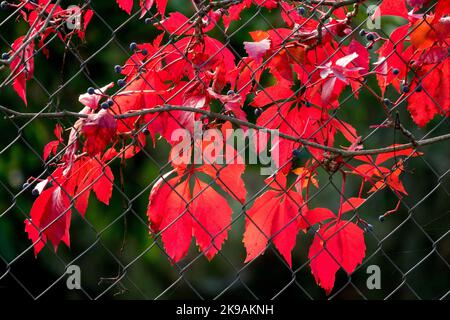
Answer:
0, 0, 449, 300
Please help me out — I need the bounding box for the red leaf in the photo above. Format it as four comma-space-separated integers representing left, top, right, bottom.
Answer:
158, 12, 194, 35
10, 36, 35, 105
93, 166, 114, 205
117, 0, 133, 14
373, 0, 408, 19
375, 146, 421, 165
407, 59, 450, 126
433, 0, 450, 23
72, 158, 114, 215
417, 47, 448, 65
156, 0, 168, 16
250, 85, 293, 108
243, 179, 304, 267
147, 146, 245, 262
340, 197, 366, 214
410, 17, 450, 50
253, 0, 278, 9
148, 177, 193, 262
244, 38, 271, 64
214, 93, 247, 121
82, 110, 117, 156
376, 25, 413, 94
406, 0, 430, 9
43, 140, 60, 161
318, 52, 364, 103
191, 179, 232, 260
408, 92, 440, 126
147, 136, 246, 262
309, 221, 366, 294
43, 124, 63, 161
139, 0, 154, 18
298, 208, 335, 230
200, 162, 246, 204
78, 82, 114, 109
222, 0, 252, 29
25, 186, 72, 256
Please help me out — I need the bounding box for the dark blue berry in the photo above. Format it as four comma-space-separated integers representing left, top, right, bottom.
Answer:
1, 52, 9, 60
117, 79, 126, 87
101, 102, 110, 109
87, 87, 95, 95
142, 49, 148, 55
227, 90, 235, 95
114, 65, 122, 73
297, 7, 305, 15
359, 29, 366, 37
378, 215, 385, 222
415, 84, 422, 92
107, 99, 114, 107
305, 101, 312, 107
142, 127, 150, 135
22, 182, 30, 190
366, 33, 375, 41
32, 188, 39, 197
383, 98, 391, 106
0, 1, 9, 10
392, 68, 399, 75
293, 149, 302, 158
366, 224, 374, 232
145, 18, 152, 24
130, 42, 138, 51
254, 108, 262, 117
402, 85, 410, 93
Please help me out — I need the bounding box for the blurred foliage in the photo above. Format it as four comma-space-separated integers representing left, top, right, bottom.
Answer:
0, 1, 449, 299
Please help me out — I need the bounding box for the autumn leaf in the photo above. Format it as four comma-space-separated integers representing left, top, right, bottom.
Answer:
25, 186, 72, 256
71, 158, 114, 215
318, 52, 364, 103
147, 138, 246, 262
116, 0, 133, 14
10, 36, 35, 105
410, 16, 450, 50
309, 221, 366, 294
191, 179, 232, 260
433, 0, 450, 23
78, 82, 114, 109
406, 0, 430, 8
372, 0, 408, 19
117, 0, 167, 16
82, 110, 117, 156
43, 124, 63, 161
148, 176, 193, 262
243, 173, 305, 267
407, 59, 450, 126
244, 38, 271, 64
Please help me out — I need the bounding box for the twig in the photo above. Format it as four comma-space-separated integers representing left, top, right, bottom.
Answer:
1, 104, 449, 157
305, 0, 366, 49
0, 105, 87, 119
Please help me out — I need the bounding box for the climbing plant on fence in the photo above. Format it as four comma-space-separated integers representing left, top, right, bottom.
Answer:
0, 0, 449, 297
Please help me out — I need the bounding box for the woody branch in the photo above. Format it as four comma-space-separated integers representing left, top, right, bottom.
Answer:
1, 104, 449, 158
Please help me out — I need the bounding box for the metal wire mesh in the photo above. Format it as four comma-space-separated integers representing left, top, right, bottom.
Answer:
0, 0, 449, 300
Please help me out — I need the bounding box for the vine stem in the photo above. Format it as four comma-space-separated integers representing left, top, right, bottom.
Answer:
1, 104, 449, 157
